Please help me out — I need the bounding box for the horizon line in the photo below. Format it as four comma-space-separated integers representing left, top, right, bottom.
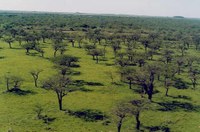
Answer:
0, 9, 197, 19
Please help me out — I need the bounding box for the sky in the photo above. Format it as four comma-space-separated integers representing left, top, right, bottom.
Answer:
0, 0, 199, 18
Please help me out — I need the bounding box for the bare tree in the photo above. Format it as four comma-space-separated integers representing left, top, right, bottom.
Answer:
43, 75, 74, 110
30, 69, 43, 87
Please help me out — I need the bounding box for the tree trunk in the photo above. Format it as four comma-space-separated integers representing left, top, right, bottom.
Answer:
42, 38, 46, 43
129, 80, 132, 89
34, 78, 38, 87
78, 42, 81, 48
192, 82, 196, 90
72, 41, 75, 47
9, 43, 12, 48
58, 98, 62, 110
6, 79, 9, 91
96, 56, 99, 63
135, 112, 140, 130
56, 92, 63, 110
54, 50, 57, 57
148, 83, 153, 101
117, 118, 123, 132
178, 67, 181, 75
157, 74, 160, 81
165, 87, 169, 96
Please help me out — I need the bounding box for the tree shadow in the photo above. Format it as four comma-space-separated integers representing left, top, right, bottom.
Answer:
99, 57, 108, 62
145, 126, 170, 132
173, 78, 189, 89
112, 82, 123, 86
0, 56, 5, 59
133, 88, 159, 95
85, 82, 104, 86
105, 63, 115, 66
70, 64, 80, 68
67, 109, 108, 122
168, 95, 192, 101
42, 115, 56, 124
7, 88, 36, 96
72, 80, 104, 87
157, 101, 200, 112
28, 52, 39, 56
10, 47, 23, 50
79, 87, 93, 92
70, 71, 81, 76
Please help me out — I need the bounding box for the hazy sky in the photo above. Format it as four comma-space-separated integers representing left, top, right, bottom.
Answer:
0, 0, 199, 18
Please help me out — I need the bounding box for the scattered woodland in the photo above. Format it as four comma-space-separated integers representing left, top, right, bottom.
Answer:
1, 11, 200, 131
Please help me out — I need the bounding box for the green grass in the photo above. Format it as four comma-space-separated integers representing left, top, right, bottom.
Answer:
1, 40, 200, 132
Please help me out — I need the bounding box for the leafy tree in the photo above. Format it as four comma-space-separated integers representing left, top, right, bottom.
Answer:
164, 78, 174, 96
52, 39, 65, 57
111, 39, 121, 58
35, 47, 45, 57
135, 53, 146, 67
132, 64, 159, 101
53, 55, 79, 67
148, 32, 159, 42
161, 49, 174, 64
84, 44, 96, 52
120, 67, 135, 89
178, 43, 187, 57
189, 68, 199, 90
140, 38, 150, 53
162, 64, 177, 96
192, 34, 200, 50
3, 36, 14, 48
15, 36, 23, 46
88, 49, 104, 63
176, 57, 185, 75
22, 42, 36, 54
76, 34, 84, 48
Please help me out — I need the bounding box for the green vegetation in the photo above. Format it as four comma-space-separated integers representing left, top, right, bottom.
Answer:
1, 11, 200, 131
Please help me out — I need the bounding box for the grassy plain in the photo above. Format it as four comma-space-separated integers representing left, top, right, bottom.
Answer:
0, 39, 200, 132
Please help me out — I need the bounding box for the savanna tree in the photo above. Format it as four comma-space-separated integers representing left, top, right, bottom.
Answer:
30, 69, 43, 87
43, 75, 72, 110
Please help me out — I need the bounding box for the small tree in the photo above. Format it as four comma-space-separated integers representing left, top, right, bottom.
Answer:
35, 47, 45, 57
53, 55, 79, 67
113, 102, 132, 132
34, 104, 44, 119
4, 36, 14, 48
22, 42, 36, 54
189, 68, 199, 90
88, 49, 104, 63
176, 57, 185, 75
105, 71, 114, 84
164, 78, 174, 96
130, 99, 149, 130
30, 69, 43, 87
162, 64, 177, 96
161, 49, 174, 64
5, 75, 24, 92
43, 75, 73, 110
52, 39, 66, 57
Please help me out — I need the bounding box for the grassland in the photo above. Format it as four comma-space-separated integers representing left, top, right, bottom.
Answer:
0, 37, 200, 132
